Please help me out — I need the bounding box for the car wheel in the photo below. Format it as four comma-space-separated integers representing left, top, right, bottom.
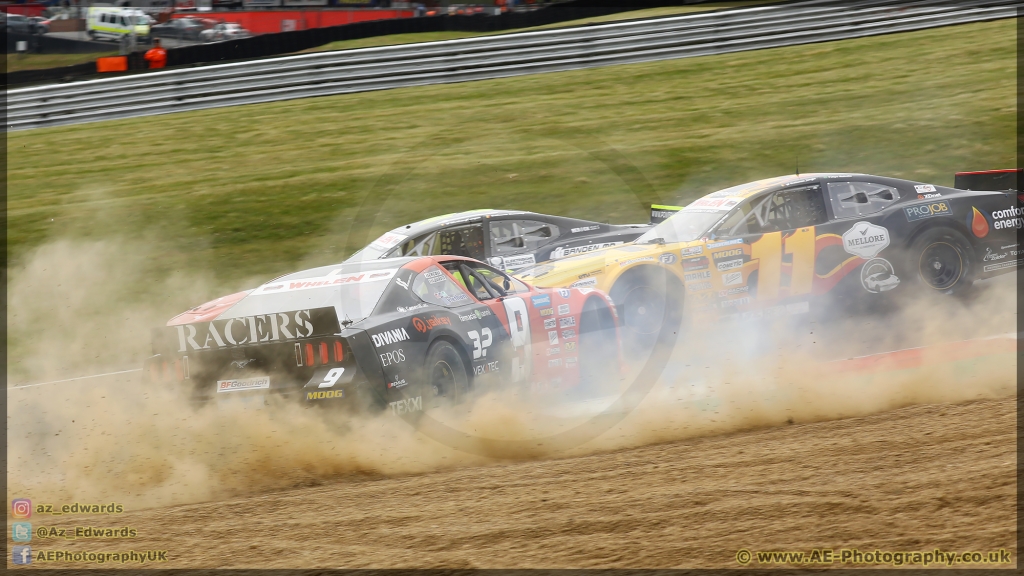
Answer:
422, 340, 469, 410
87, 30, 96, 40
908, 227, 974, 295
608, 266, 683, 358
577, 296, 619, 398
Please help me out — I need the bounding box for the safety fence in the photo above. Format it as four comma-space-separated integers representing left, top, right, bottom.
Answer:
6, 0, 1019, 131
5, 2, 652, 87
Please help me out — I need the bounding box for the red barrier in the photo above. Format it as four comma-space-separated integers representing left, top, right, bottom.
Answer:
1, 4, 47, 17
172, 9, 414, 35
96, 56, 128, 73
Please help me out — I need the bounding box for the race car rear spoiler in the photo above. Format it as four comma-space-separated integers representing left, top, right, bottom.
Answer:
650, 204, 683, 224
954, 169, 1021, 192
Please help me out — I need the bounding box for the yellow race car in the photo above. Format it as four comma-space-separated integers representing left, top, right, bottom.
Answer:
516, 172, 1021, 349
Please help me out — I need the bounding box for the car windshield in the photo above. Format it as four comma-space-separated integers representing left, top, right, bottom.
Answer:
636, 208, 730, 244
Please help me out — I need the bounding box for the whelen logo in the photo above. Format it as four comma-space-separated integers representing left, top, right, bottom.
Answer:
371, 328, 410, 347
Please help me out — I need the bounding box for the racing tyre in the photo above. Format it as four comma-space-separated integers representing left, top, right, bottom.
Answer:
422, 340, 470, 410
908, 227, 974, 296
577, 297, 619, 398
609, 267, 683, 359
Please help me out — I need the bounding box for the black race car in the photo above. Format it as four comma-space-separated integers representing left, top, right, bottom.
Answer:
344, 209, 666, 273
146, 255, 621, 413
517, 169, 1021, 346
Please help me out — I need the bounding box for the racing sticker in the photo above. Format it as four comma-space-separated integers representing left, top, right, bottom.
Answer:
500, 254, 536, 270
539, 308, 554, 317
682, 257, 709, 271
842, 222, 890, 259
690, 197, 740, 211
170, 308, 338, 353
680, 245, 703, 257
968, 207, 990, 238
619, 256, 655, 266
217, 376, 270, 393
684, 270, 711, 282
253, 269, 397, 295
860, 258, 900, 293
904, 201, 950, 222
712, 248, 743, 261
686, 281, 712, 293
716, 259, 743, 272
543, 318, 557, 329
707, 238, 743, 250
557, 289, 571, 299
659, 253, 677, 265
531, 294, 551, 308
571, 225, 600, 233
914, 184, 937, 193
368, 232, 407, 252
722, 272, 743, 286
984, 259, 1024, 272
991, 206, 1024, 231
557, 304, 571, 316
548, 331, 559, 345
424, 269, 446, 284
551, 242, 621, 259
559, 316, 576, 328
561, 329, 576, 339
569, 278, 597, 288
389, 396, 422, 415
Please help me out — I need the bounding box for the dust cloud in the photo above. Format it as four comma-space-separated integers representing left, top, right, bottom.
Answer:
7, 238, 1017, 511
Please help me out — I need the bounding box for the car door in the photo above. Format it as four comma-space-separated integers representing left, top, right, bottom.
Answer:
440, 259, 534, 384
707, 183, 829, 314
486, 217, 561, 272
818, 179, 903, 295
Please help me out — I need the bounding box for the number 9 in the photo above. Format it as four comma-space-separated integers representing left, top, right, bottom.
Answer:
318, 367, 345, 388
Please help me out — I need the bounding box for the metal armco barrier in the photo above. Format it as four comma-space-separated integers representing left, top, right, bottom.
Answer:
6, 0, 1019, 131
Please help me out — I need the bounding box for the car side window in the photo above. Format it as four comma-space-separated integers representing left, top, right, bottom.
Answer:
827, 181, 900, 219
387, 231, 437, 258
442, 261, 528, 300
760, 185, 829, 231
490, 220, 559, 255
435, 225, 486, 260
411, 265, 472, 308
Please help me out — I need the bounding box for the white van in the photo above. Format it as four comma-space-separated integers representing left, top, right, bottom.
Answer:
86, 7, 151, 43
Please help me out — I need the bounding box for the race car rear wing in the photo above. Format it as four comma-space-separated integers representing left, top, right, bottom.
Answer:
650, 204, 683, 224
954, 169, 1021, 192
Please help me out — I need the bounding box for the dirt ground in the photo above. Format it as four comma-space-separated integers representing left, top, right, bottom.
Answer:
11, 396, 1015, 569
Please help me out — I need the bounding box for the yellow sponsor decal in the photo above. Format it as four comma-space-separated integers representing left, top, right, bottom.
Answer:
306, 390, 344, 400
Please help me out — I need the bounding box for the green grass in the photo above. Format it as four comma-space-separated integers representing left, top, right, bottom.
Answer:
6, 51, 117, 73
302, 2, 771, 54
8, 19, 1016, 296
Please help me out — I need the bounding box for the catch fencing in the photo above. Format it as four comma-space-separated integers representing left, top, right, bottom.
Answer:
6, 0, 1019, 131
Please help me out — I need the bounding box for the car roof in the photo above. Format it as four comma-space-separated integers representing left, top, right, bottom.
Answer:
384, 208, 534, 238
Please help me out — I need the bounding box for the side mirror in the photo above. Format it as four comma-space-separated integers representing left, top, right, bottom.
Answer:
503, 277, 511, 290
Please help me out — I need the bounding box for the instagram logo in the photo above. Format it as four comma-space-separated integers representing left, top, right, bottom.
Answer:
12, 498, 32, 519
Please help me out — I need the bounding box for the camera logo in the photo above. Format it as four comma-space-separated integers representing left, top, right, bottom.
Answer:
12, 522, 32, 542
13, 545, 32, 565
12, 498, 32, 519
